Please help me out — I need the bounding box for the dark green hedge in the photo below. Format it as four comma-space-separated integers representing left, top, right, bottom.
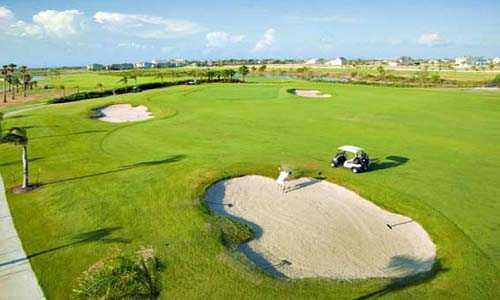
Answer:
48, 79, 233, 104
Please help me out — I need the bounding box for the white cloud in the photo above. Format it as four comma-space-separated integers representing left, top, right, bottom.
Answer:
0, 6, 15, 24
0, 6, 41, 37
206, 31, 245, 48
253, 28, 275, 52
0, 6, 83, 38
33, 10, 85, 38
93, 11, 203, 39
417, 32, 448, 46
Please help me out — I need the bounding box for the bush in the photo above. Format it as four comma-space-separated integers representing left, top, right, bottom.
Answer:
73, 247, 163, 299
216, 216, 255, 249
492, 74, 500, 87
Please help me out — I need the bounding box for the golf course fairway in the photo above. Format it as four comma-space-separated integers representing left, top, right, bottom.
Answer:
0, 78, 499, 299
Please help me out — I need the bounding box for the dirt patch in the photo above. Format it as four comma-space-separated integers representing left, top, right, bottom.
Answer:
292, 89, 331, 98
206, 175, 436, 279
97, 104, 152, 123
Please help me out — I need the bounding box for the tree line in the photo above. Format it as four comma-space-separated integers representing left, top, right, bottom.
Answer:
1, 64, 38, 103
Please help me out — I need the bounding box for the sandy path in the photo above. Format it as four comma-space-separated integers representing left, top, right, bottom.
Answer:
0, 174, 45, 300
98, 104, 152, 123
294, 90, 331, 98
206, 175, 436, 279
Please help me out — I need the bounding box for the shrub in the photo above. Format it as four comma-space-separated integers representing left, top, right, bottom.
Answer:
73, 247, 163, 299
492, 74, 500, 87
216, 216, 255, 249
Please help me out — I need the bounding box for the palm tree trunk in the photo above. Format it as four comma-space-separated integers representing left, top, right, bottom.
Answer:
3, 79, 6, 103
22, 144, 29, 189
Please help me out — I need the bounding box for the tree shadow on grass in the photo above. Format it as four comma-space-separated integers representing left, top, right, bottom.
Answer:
0, 227, 130, 268
355, 257, 449, 299
30, 129, 108, 140
42, 154, 186, 186
369, 156, 409, 172
0, 157, 43, 167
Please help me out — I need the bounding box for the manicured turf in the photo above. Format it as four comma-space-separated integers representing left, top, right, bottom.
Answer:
1, 78, 499, 298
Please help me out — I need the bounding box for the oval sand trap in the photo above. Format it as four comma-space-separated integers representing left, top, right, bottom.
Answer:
206, 175, 436, 279
294, 89, 331, 98
98, 104, 152, 123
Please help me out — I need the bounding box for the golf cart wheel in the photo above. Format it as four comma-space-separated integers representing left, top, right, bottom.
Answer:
352, 168, 360, 173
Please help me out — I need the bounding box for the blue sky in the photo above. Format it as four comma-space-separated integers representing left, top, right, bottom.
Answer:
1, 0, 499, 67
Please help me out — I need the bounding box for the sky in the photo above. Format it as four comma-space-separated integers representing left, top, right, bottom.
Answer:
0, 0, 499, 67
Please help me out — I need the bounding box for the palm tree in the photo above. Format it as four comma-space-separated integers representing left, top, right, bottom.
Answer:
0, 112, 3, 137
59, 85, 66, 97
118, 76, 128, 86
96, 83, 104, 91
8, 64, 16, 93
1, 65, 8, 103
155, 72, 165, 83
238, 65, 249, 82
10, 75, 21, 100
1, 127, 31, 190
20, 66, 31, 98
129, 74, 138, 87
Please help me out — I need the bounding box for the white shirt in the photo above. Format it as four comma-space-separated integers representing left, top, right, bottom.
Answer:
276, 171, 290, 185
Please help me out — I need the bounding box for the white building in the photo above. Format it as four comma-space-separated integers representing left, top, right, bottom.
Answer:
397, 56, 415, 66
86, 63, 104, 71
135, 62, 155, 68
305, 58, 319, 65
387, 61, 399, 67
326, 57, 347, 66
493, 57, 500, 65
455, 56, 491, 69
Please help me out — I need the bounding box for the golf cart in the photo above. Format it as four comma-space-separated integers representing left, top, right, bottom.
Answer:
331, 145, 370, 173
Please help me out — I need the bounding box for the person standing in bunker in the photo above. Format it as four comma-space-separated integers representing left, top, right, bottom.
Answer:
276, 167, 291, 194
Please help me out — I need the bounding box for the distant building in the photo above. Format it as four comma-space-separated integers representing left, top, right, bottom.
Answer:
135, 62, 155, 69
455, 56, 491, 69
397, 56, 416, 66
305, 58, 319, 65
326, 57, 347, 66
105, 63, 134, 70
151, 59, 188, 68
387, 61, 399, 67
86, 64, 104, 71
492, 57, 500, 65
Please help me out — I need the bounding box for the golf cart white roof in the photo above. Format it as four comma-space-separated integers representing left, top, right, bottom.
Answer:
338, 145, 365, 154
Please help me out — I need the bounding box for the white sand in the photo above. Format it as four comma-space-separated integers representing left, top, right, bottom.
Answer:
98, 104, 152, 123
206, 175, 436, 279
471, 87, 500, 92
294, 90, 332, 98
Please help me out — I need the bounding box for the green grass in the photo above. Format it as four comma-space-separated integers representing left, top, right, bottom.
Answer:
42, 72, 187, 91
1, 78, 499, 299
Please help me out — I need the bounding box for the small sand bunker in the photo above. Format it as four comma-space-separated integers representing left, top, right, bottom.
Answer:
206, 175, 436, 279
293, 89, 331, 98
98, 104, 152, 123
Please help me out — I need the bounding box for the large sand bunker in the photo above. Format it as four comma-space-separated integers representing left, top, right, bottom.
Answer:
206, 175, 436, 279
97, 104, 152, 123
293, 89, 331, 98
